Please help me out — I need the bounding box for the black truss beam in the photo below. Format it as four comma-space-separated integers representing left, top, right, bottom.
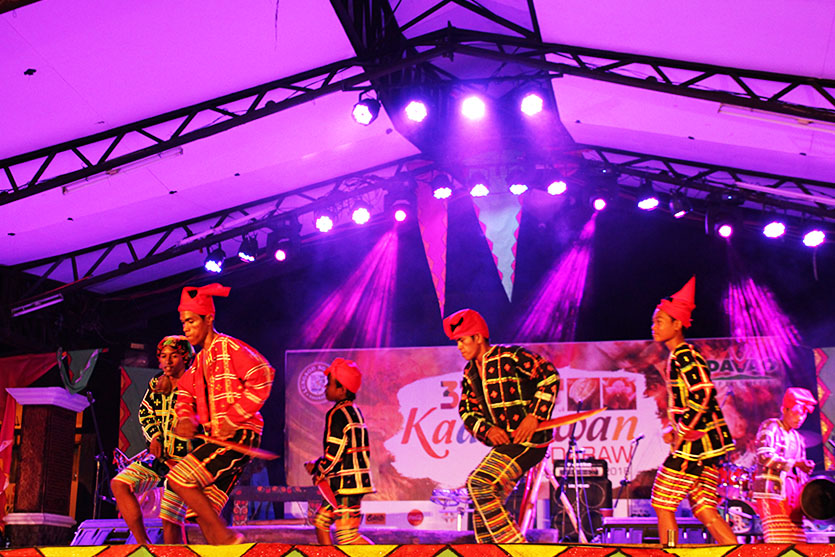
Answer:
5, 26, 835, 208
408, 28, 835, 124
11, 156, 434, 306
578, 144, 835, 220
0, 47, 448, 206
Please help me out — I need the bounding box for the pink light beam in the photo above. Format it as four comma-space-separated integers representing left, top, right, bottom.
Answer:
299, 230, 398, 350
514, 215, 596, 342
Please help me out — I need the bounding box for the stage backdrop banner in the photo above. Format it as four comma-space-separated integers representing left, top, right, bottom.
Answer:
286, 338, 812, 506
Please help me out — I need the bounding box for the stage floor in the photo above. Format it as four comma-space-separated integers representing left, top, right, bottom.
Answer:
3, 542, 835, 557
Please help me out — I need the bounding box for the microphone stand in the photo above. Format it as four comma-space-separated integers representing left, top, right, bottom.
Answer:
555, 400, 588, 542
614, 435, 643, 517
86, 391, 115, 518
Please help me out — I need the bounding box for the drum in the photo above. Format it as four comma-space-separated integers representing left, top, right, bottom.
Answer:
717, 463, 752, 500
724, 499, 760, 535
800, 475, 835, 522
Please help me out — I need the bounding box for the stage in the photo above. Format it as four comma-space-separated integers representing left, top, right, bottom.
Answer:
2, 541, 835, 557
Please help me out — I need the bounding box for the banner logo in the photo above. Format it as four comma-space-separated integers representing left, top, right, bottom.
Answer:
298, 362, 329, 403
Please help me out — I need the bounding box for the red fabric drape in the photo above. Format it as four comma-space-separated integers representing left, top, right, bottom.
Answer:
0, 353, 56, 521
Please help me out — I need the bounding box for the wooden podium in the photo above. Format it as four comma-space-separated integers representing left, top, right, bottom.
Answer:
3, 387, 88, 547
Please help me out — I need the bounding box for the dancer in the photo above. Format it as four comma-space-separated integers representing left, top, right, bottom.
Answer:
751, 387, 817, 542
443, 308, 560, 543
169, 283, 275, 545
649, 277, 738, 545
111, 336, 196, 544
305, 358, 374, 545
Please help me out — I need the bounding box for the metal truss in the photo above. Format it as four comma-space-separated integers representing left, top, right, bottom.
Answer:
5, 24, 835, 207
578, 144, 835, 222
11, 156, 434, 307
408, 28, 835, 124
0, 47, 447, 206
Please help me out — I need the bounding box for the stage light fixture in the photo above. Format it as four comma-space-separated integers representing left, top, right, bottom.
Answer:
636, 179, 659, 211
717, 223, 734, 238
461, 95, 486, 120
468, 171, 490, 197
273, 239, 293, 261
431, 174, 453, 200
547, 179, 567, 196
237, 236, 258, 262
405, 100, 428, 123
351, 203, 372, 225
803, 229, 825, 247
204, 246, 226, 273
705, 191, 742, 238
314, 211, 335, 233
507, 168, 529, 195
592, 196, 607, 211
763, 221, 786, 238
669, 191, 692, 219
352, 95, 380, 126
520, 93, 544, 117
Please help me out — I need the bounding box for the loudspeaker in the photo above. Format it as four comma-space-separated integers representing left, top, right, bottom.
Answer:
550, 459, 612, 541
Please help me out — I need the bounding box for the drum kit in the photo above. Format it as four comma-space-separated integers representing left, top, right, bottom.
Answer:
716, 463, 759, 537
717, 462, 835, 539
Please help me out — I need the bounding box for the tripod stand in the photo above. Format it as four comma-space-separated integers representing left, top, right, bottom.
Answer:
86, 391, 115, 518
551, 403, 595, 542
613, 434, 643, 517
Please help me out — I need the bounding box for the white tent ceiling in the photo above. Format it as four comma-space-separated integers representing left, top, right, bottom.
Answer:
2, 0, 834, 302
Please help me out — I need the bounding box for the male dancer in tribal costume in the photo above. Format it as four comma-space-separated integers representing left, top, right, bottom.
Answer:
443, 308, 560, 543
169, 283, 275, 545
111, 336, 197, 544
650, 277, 738, 545
751, 387, 817, 542
305, 358, 374, 545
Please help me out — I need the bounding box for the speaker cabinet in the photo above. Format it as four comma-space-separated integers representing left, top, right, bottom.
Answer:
550, 459, 612, 541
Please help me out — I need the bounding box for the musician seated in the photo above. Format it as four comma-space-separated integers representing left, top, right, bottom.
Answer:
751, 387, 817, 543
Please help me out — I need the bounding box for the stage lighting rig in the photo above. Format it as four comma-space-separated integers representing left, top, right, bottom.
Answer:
669, 191, 692, 219
237, 236, 258, 262
352, 93, 381, 126
803, 229, 825, 247
431, 174, 453, 200
468, 171, 490, 197
204, 246, 226, 273
636, 178, 659, 211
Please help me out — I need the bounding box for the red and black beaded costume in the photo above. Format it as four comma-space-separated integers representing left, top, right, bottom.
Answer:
167, 285, 275, 518
310, 358, 374, 545
651, 342, 735, 514
751, 388, 817, 543
650, 278, 735, 519
112, 336, 199, 526
445, 308, 560, 544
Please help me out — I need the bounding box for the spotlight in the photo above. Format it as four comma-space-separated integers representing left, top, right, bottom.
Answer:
803, 229, 825, 247
520, 93, 544, 117
592, 196, 607, 212
506, 168, 529, 195
717, 223, 734, 238
392, 200, 409, 222
237, 236, 258, 263
431, 174, 453, 200
547, 179, 567, 196
351, 203, 371, 225
352, 96, 380, 126
461, 95, 486, 120
204, 246, 226, 273
405, 100, 428, 123
763, 221, 786, 238
273, 239, 293, 261
705, 191, 742, 238
314, 211, 335, 233
468, 171, 489, 197
669, 191, 692, 219
636, 179, 659, 211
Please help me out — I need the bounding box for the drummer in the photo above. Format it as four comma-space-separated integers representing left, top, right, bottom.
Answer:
751, 387, 817, 543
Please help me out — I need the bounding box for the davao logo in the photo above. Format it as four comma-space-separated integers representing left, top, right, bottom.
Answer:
298, 362, 329, 403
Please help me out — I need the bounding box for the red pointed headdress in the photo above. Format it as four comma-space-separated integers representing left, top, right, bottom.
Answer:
178, 283, 231, 315
656, 276, 696, 328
